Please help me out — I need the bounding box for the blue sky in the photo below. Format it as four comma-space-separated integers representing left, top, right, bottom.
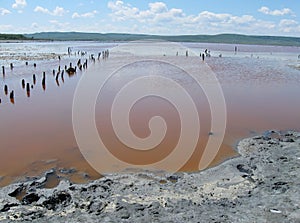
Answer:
0, 0, 299, 36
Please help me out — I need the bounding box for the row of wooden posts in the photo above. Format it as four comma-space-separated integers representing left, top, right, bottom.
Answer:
0, 49, 110, 105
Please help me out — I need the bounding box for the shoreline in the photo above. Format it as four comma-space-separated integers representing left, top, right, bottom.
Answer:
1, 39, 300, 49
0, 130, 299, 222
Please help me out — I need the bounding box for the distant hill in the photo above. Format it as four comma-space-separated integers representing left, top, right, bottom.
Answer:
0, 33, 29, 40
14, 32, 300, 46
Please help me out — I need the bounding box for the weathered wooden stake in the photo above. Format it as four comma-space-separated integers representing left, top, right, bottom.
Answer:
33, 74, 36, 85
21, 79, 25, 89
4, 85, 8, 95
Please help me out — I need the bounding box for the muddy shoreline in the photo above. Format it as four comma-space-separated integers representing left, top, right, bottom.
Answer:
0, 130, 299, 222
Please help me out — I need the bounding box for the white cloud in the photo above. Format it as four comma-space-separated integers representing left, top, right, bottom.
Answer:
4, 1, 299, 36
53, 6, 66, 16
280, 19, 298, 26
108, 1, 184, 23
148, 2, 167, 13
12, 0, 26, 9
193, 12, 257, 26
31, 22, 38, 28
72, 10, 98, 18
72, 12, 80, 18
279, 19, 300, 33
258, 6, 293, 16
0, 8, 11, 16
108, 1, 139, 21
196, 11, 229, 22
34, 6, 48, 14
34, 6, 67, 16
106, 1, 279, 35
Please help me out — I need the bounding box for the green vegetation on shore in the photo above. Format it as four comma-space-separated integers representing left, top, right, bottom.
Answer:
23, 32, 300, 46
1, 32, 300, 46
0, 33, 29, 40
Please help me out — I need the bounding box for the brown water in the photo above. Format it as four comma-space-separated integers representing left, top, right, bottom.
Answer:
0, 41, 300, 187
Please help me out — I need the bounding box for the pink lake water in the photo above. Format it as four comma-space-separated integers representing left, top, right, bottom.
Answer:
0, 41, 299, 186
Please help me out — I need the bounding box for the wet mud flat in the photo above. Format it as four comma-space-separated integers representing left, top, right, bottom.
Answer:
0, 130, 299, 222
1, 41, 300, 188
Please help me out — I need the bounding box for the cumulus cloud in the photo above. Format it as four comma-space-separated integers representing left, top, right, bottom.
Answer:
34, 6, 48, 14
258, 6, 293, 16
72, 10, 98, 18
279, 19, 300, 33
52, 7, 67, 16
106, 1, 279, 35
9, 1, 297, 36
0, 8, 11, 16
148, 2, 167, 13
34, 6, 67, 16
108, 1, 184, 23
108, 1, 139, 21
12, 0, 27, 9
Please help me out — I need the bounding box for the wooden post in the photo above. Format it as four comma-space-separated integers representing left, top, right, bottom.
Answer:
61, 70, 64, 83
56, 79, 60, 87
21, 79, 25, 89
26, 83, 30, 97
10, 90, 14, 98
33, 74, 36, 85
4, 85, 8, 95
9, 90, 14, 104
42, 72, 46, 91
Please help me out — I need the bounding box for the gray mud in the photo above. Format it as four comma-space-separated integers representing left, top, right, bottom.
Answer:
0, 131, 299, 222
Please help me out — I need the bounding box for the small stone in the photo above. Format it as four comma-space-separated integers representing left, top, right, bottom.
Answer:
42, 191, 71, 210
59, 168, 76, 174
88, 201, 106, 215
270, 209, 282, 214
1, 203, 18, 212
8, 185, 26, 198
284, 138, 295, 142
236, 164, 252, 174
159, 179, 167, 184
45, 169, 55, 175
22, 193, 40, 205
82, 172, 90, 179
272, 182, 289, 193
167, 175, 178, 183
